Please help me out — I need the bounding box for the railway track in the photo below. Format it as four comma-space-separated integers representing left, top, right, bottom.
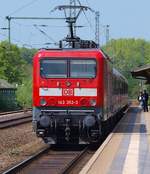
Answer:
0, 111, 32, 129
3, 146, 94, 174
0, 115, 32, 129
1, 109, 128, 174
0, 109, 32, 116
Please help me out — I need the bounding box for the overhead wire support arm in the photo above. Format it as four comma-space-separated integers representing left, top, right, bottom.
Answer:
6, 16, 66, 20
5, 16, 66, 45
76, 0, 95, 32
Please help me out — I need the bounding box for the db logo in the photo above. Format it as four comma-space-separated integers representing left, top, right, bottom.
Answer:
63, 88, 74, 96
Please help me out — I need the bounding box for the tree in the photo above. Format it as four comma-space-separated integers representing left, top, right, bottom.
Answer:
102, 38, 150, 98
0, 41, 26, 84
20, 47, 37, 64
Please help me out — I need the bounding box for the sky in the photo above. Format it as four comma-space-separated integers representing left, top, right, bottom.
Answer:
0, 0, 150, 48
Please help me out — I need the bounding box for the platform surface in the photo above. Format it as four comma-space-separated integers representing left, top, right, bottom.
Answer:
80, 107, 150, 174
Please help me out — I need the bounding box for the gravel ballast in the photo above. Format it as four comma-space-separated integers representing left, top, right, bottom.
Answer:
0, 123, 48, 173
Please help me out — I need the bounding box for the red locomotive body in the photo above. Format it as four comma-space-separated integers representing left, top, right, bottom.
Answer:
33, 48, 128, 144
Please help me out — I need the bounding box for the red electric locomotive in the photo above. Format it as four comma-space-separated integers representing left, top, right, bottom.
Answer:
32, 3, 128, 144
32, 48, 128, 144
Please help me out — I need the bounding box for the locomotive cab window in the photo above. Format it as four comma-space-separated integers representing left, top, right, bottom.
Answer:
40, 59, 67, 78
70, 60, 96, 78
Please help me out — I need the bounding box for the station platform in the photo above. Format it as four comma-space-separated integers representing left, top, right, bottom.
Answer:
80, 106, 150, 174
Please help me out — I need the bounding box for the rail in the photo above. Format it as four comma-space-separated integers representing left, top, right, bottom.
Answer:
2, 147, 50, 174
60, 147, 89, 174
0, 108, 32, 116
2, 146, 91, 174
0, 114, 32, 129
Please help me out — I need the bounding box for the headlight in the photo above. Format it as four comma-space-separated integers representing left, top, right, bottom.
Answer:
90, 99, 97, 106
40, 98, 47, 106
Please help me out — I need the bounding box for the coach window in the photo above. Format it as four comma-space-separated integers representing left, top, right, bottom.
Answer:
70, 59, 96, 78
40, 59, 67, 78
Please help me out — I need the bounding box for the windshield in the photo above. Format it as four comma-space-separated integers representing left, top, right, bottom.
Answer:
70, 60, 96, 78
40, 58, 96, 78
40, 59, 67, 78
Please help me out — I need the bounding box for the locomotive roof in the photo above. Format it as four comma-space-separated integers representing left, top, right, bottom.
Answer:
36, 48, 115, 65
38, 48, 100, 52
37, 48, 106, 57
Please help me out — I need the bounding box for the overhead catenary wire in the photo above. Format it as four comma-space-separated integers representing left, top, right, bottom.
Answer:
76, 0, 95, 32
85, 0, 90, 6
0, 31, 26, 45
12, 21, 34, 27
33, 24, 58, 45
8, 0, 40, 16
4, 16, 66, 45
0, 32, 7, 37
1, 0, 98, 47
12, 21, 87, 28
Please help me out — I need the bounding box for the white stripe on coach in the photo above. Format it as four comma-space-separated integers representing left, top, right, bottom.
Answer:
74, 88, 97, 96
39, 88, 62, 96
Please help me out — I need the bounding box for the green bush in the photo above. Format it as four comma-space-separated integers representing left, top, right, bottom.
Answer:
16, 79, 32, 109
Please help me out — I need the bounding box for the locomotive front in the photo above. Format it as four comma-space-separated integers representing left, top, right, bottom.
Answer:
33, 49, 104, 144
